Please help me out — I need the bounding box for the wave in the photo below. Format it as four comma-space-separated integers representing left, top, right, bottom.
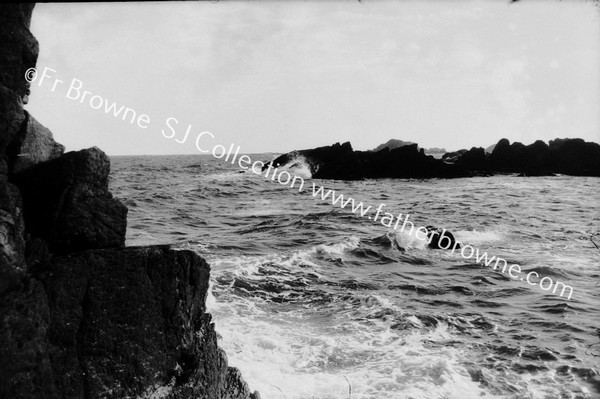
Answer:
453, 229, 504, 244
270, 154, 314, 179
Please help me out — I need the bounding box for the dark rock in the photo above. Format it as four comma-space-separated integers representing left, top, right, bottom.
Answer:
454, 147, 488, 172
487, 138, 599, 176
489, 138, 526, 172
0, 3, 38, 101
1, 3, 257, 398
488, 138, 547, 175
371, 139, 444, 155
0, 278, 55, 398
442, 149, 467, 162
8, 111, 65, 174
265, 141, 364, 180
1, 246, 259, 399
364, 143, 462, 178
265, 141, 469, 180
426, 226, 461, 250
371, 139, 416, 152
13, 147, 128, 254
225, 367, 261, 399
549, 138, 600, 176
0, 177, 27, 295
519, 140, 552, 176
0, 86, 27, 159
266, 137, 600, 180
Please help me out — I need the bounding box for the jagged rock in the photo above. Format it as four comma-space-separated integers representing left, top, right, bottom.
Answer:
486, 138, 598, 176
371, 139, 416, 152
267, 137, 600, 180
265, 141, 364, 180
1, 246, 259, 399
225, 367, 260, 399
441, 149, 467, 162
0, 277, 55, 398
1, 3, 257, 398
0, 87, 27, 158
265, 141, 469, 180
520, 140, 552, 176
489, 138, 524, 172
8, 112, 65, 174
13, 147, 128, 254
454, 147, 488, 172
549, 138, 600, 176
0, 3, 38, 101
488, 138, 547, 175
364, 143, 459, 178
0, 177, 26, 293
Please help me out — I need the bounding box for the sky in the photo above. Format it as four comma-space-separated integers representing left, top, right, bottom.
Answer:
27, 1, 600, 156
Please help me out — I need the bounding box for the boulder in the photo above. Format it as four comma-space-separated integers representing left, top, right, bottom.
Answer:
1, 246, 260, 399
8, 112, 65, 174
426, 226, 461, 250
454, 147, 488, 172
549, 138, 600, 176
13, 147, 128, 254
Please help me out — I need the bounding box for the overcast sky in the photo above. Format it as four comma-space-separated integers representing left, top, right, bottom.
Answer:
27, 1, 600, 156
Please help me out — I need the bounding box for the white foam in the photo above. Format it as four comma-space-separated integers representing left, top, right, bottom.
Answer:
206, 238, 498, 398
391, 229, 429, 250
312, 236, 361, 257
453, 229, 504, 245
276, 154, 313, 179
212, 309, 495, 399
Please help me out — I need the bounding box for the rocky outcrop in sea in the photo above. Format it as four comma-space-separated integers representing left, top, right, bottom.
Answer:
0, 4, 258, 398
265, 137, 600, 180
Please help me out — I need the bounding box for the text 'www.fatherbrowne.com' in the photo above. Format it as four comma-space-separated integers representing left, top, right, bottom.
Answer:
305, 182, 574, 300
25, 66, 574, 301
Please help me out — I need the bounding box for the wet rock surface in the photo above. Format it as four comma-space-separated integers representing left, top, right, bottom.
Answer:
0, 4, 258, 398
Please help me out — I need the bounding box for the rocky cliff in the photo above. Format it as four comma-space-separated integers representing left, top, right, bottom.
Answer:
0, 4, 258, 398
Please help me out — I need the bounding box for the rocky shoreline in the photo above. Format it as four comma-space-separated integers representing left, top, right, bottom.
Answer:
265, 138, 600, 180
0, 4, 258, 398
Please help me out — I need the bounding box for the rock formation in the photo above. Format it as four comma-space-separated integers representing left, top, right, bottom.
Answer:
370, 138, 415, 152
265, 137, 600, 180
0, 4, 258, 398
264, 141, 469, 180
486, 138, 600, 177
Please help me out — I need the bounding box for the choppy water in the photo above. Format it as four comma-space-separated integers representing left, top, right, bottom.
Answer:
110, 154, 600, 399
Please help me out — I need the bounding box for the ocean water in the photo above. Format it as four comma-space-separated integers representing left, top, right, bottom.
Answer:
109, 154, 600, 399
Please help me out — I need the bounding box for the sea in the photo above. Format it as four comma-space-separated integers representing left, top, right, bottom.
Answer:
109, 153, 600, 399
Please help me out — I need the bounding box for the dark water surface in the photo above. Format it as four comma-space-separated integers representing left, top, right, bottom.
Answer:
110, 154, 600, 399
